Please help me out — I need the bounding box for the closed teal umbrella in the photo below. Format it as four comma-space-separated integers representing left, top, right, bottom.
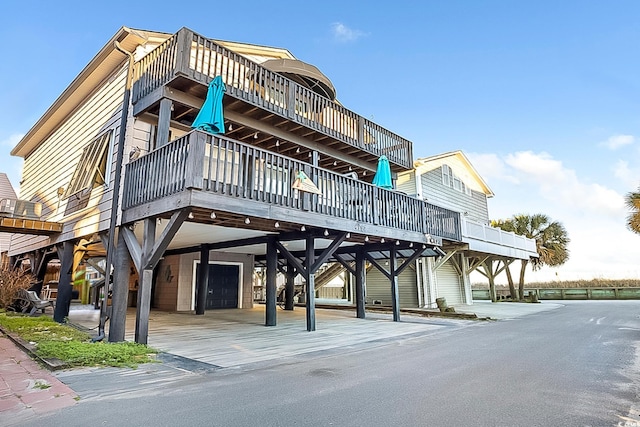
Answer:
372, 155, 393, 190
191, 76, 226, 134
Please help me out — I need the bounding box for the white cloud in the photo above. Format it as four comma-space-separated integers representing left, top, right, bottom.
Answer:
470, 149, 637, 282
613, 160, 640, 190
466, 152, 518, 184
503, 151, 624, 219
601, 134, 634, 150
0, 133, 23, 148
331, 22, 367, 43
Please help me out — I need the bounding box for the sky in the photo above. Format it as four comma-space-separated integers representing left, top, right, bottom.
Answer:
1, 0, 639, 283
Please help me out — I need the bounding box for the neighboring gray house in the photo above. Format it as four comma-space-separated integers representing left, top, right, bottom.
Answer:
365, 151, 537, 308
0, 173, 18, 255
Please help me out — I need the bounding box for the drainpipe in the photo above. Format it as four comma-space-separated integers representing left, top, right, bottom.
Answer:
95, 41, 135, 341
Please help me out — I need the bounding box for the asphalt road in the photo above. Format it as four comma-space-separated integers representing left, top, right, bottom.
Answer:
13, 301, 640, 427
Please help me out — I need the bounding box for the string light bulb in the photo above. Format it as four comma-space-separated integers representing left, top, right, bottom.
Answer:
275, 221, 280, 228
210, 211, 216, 219
301, 225, 306, 231
244, 217, 251, 224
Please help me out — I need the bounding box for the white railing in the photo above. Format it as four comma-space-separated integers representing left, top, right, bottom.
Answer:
461, 219, 537, 253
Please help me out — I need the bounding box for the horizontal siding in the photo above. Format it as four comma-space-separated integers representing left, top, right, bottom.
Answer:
396, 171, 417, 196
435, 259, 464, 305
9, 65, 128, 255
365, 262, 418, 308
421, 169, 489, 223
0, 173, 18, 253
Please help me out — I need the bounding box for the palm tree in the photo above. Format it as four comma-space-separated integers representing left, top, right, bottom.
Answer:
625, 187, 640, 235
491, 214, 570, 300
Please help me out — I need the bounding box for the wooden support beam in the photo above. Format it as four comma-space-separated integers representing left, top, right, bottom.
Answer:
305, 235, 316, 331
135, 219, 156, 344
334, 253, 356, 276
265, 237, 277, 326
53, 241, 74, 323
284, 262, 295, 311
310, 232, 348, 274
365, 252, 391, 280
145, 210, 189, 270
390, 245, 400, 322
121, 226, 142, 274
395, 248, 425, 276
109, 230, 129, 342
274, 240, 306, 276
355, 250, 366, 319
156, 98, 172, 148
195, 245, 209, 315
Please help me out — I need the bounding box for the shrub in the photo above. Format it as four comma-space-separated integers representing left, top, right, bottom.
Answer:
0, 265, 33, 310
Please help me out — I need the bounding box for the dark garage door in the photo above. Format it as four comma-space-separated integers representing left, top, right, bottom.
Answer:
196, 264, 239, 309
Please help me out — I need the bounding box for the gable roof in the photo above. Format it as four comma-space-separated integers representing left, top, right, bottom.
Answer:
11, 27, 168, 159
0, 173, 17, 200
414, 150, 494, 197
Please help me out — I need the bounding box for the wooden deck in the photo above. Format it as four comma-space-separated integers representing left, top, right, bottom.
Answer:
0, 216, 62, 235
122, 130, 461, 244
131, 27, 413, 174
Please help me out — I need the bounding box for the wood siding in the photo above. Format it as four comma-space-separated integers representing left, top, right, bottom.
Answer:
0, 173, 18, 253
435, 259, 465, 305
365, 263, 418, 308
421, 168, 489, 224
396, 171, 417, 197
9, 65, 128, 255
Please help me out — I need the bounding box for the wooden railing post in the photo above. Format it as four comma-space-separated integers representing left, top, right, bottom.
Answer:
184, 132, 205, 190
174, 27, 193, 77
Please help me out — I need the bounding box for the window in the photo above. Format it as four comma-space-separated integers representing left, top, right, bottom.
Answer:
441, 164, 470, 195
441, 164, 452, 186
64, 130, 113, 198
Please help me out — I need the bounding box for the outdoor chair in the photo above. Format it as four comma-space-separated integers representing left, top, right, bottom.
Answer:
17, 289, 54, 316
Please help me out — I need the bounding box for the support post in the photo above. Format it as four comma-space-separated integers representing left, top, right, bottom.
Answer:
135, 218, 156, 344
285, 263, 295, 311
355, 249, 366, 319
109, 229, 129, 342
156, 98, 173, 148
305, 235, 316, 331
53, 242, 74, 323
265, 237, 277, 326
390, 245, 400, 322
135, 269, 153, 344
196, 245, 209, 315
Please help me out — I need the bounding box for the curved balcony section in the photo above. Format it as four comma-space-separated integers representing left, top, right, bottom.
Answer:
132, 27, 413, 171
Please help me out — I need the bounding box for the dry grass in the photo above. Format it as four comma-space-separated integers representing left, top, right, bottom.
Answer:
472, 278, 640, 290
0, 266, 33, 310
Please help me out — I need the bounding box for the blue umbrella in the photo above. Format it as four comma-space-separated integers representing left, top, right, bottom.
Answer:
372, 155, 393, 190
191, 76, 226, 134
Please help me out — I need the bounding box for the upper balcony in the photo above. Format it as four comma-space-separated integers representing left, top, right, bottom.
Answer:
131, 27, 413, 174
122, 130, 461, 245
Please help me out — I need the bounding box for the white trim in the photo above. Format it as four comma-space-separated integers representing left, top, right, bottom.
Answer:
191, 260, 244, 311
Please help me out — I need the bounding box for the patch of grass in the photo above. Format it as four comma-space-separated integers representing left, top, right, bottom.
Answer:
0, 312, 157, 368
33, 380, 51, 389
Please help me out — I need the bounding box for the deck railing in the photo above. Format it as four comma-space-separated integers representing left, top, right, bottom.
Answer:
132, 27, 413, 169
462, 219, 537, 253
123, 130, 460, 241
